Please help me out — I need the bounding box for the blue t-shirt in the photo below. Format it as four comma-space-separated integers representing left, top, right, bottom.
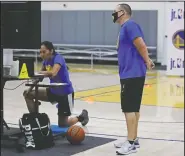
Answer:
43, 53, 74, 95
117, 20, 147, 79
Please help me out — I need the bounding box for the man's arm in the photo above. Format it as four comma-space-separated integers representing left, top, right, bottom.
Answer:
127, 22, 150, 63
133, 37, 150, 63
133, 37, 155, 69
127, 22, 155, 69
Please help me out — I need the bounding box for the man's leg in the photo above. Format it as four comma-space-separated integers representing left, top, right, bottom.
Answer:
133, 112, 140, 148
124, 77, 144, 142
133, 77, 145, 144
115, 79, 134, 148
115, 78, 137, 155
124, 112, 140, 148
23, 88, 49, 113
122, 79, 136, 143
134, 112, 140, 139
116, 77, 145, 155
125, 112, 137, 143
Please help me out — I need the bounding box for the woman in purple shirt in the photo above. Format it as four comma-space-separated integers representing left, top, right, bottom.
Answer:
23, 41, 89, 127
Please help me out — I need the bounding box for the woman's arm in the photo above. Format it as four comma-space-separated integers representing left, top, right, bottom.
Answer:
39, 64, 61, 78
27, 65, 46, 93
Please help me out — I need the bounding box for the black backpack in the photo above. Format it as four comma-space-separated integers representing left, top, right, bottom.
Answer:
19, 113, 54, 150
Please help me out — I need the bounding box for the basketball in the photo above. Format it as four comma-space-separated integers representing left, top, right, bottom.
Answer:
66, 125, 85, 145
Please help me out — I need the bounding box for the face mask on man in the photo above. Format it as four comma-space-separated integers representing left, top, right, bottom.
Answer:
112, 10, 125, 23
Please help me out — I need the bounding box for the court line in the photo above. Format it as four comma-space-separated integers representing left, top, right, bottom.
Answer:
75, 89, 120, 100
7, 123, 183, 142
87, 132, 184, 143
72, 114, 184, 124
75, 81, 184, 109
76, 88, 143, 100
75, 76, 158, 94
79, 99, 184, 109
75, 84, 119, 93
75, 81, 165, 100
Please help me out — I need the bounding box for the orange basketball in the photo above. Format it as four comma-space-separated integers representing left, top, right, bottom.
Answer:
66, 125, 85, 145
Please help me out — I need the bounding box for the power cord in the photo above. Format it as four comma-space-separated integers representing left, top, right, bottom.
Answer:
4, 80, 34, 90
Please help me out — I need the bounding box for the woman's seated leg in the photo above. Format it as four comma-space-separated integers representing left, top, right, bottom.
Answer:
23, 88, 49, 113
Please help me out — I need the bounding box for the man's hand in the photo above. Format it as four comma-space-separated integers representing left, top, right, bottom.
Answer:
146, 59, 155, 70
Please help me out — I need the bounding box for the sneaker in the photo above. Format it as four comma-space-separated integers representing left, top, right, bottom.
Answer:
114, 141, 124, 148
134, 138, 140, 148
114, 138, 140, 149
79, 109, 89, 126
116, 141, 137, 155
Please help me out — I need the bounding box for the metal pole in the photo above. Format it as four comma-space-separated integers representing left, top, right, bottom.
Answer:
35, 50, 38, 72
91, 53, 93, 70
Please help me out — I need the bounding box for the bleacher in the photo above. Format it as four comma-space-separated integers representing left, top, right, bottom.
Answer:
12, 44, 157, 62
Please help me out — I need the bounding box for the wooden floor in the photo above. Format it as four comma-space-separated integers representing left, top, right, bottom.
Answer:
3, 70, 184, 156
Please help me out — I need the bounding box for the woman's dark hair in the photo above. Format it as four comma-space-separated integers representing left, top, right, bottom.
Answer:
41, 41, 56, 54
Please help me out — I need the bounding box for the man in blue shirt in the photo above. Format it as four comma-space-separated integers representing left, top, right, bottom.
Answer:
23, 41, 89, 127
112, 3, 154, 155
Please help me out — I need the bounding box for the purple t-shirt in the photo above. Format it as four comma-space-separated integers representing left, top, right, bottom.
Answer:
43, 53, 74, 95
117, 20, 147, 79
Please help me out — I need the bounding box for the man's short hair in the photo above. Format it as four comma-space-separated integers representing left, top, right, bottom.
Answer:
119, 3, 132, 16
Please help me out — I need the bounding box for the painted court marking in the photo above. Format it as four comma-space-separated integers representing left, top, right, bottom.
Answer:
7, 123, 184, 143
74, 77, 184, 108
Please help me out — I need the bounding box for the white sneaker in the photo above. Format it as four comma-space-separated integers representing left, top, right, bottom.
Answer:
114, 138, 140, 148
116, 141, 137, 155
134, 138, 140, 148
114, 141, 124, 148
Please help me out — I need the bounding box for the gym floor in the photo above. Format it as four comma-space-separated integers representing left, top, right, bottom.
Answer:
2, 65, 184, 156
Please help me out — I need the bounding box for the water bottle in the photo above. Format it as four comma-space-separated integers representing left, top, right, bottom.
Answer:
11, 60, 19, 76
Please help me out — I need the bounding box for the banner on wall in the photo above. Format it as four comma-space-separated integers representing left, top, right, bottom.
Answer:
166, 2, 184, 76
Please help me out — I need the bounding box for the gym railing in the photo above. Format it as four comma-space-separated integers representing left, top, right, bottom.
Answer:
10, 44, 157, 69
